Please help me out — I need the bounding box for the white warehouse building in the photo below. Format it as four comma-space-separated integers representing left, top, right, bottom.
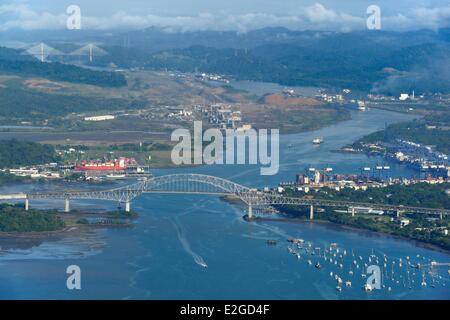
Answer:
84, 115, 115, 121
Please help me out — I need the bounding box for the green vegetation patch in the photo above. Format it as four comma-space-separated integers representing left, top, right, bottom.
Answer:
281, 183, 450, 250
0, 204, 65, 232
352, 115, 450, 154
0, 140, 58, 168
285, 183, 450, 209
0, 172, 29, 186
0, 87, 145, 121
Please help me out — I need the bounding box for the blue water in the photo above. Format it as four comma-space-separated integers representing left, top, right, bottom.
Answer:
207, 79, 322, 97
0, 108, 449, 300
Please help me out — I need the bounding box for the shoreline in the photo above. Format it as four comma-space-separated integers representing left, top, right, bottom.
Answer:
0, 210, 135, 240
0, 226, 81, 239
252, 215, 450, 255
223, 196, 450, 255
223, 196, 450, 254
0, 222, 134, 239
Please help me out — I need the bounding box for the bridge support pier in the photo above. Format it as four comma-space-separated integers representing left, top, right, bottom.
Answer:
310, 205, 314, 220
351, 207, 355, 217
248, 204, 253, 220
64, 198, 70, 213
125, 201, 131, 213
25, 198, 29, 211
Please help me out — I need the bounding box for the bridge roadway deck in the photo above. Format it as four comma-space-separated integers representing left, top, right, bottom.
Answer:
0, 173, 448, 216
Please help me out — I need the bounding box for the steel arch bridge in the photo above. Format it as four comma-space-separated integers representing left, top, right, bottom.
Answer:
26, 174, 251, 201
2, 174, 450, 219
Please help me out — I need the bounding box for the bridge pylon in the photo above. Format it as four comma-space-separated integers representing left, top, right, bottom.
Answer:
310, 205, 314, 220
125, 201, 131, 213
64, 198, 70, 213
25, 198, 29, 211
248, 203, 253, 220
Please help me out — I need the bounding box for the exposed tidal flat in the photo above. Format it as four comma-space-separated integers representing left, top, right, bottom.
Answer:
1, 108, 449, 300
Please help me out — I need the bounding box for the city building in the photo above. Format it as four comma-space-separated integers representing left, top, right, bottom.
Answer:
399, 93, 409, 101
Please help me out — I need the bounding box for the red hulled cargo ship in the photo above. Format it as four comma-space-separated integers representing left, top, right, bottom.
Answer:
74, 157, 136, 172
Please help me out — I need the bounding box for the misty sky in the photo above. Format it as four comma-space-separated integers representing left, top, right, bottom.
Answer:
1, 0, 450, 32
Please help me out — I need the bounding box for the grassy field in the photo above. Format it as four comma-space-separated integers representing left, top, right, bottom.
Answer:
0, 70, 350, 134
0, 70, 353, 167
58, 142, 178, 168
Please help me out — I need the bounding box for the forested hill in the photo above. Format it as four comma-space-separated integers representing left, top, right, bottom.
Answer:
89, 28, 450, 93
135, 42, 450, 92
0, 140, 58, 168
0, 47, 126, 87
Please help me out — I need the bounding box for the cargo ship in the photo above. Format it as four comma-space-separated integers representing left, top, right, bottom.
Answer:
74, 157, 136, 172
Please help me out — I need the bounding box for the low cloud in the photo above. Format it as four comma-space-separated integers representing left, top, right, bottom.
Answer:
0, 2, 449, 32
380, 6, 450, 31
372, 55, 450, 94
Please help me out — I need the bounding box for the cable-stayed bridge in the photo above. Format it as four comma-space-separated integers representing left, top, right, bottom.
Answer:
0, 174, 449, 220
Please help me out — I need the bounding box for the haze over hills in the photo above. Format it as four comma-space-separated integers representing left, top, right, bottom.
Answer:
0, 46, 126, 87
3, 27, 449, 51
1, 27, 450, 93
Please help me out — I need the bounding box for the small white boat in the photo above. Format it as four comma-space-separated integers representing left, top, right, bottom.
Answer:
421, 274, 427, 287
364, 284, 373, 292
106, 173, 126, 180
312, 138, 323, 145
357, 101, 366, 111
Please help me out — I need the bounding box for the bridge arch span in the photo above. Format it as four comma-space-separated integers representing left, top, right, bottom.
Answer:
142, 174, 251, 197
7, 173, 449, 218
